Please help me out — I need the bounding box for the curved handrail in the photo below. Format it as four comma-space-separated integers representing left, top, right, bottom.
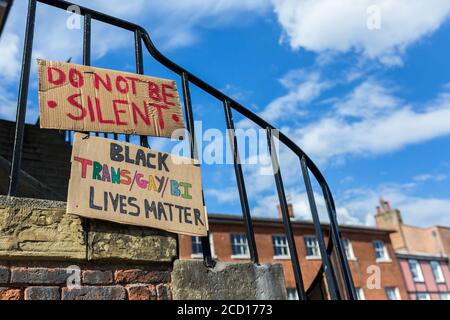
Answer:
31, 0, 354, 299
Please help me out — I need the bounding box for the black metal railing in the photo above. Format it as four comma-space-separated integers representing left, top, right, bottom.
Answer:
6, 0, 356, 300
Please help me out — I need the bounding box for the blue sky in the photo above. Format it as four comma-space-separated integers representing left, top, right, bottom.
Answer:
1, 0, 450, 227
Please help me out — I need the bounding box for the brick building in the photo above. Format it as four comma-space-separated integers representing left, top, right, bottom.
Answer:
179, 210, 408, 300
375, 199, 450, 300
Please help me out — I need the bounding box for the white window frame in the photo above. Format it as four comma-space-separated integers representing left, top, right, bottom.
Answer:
355, 287, 365, 300
409, 259, 424, 283
416, 292, 431, 300
286, 288, 298, 300
430, 261, 445, 284
342, 239, 356, 260
304, 236, 321, 259
230, 233, 250, 259
191, 236, 203, 258
373, 240, 390, 262
385, 287, 401, 300
439, 293, 450, 300
190, 234, 216, 259
272, 235, 290, 259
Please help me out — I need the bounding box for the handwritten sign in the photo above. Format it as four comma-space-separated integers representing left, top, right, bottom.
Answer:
67, 133, 207, 236
38, 59, 185, 138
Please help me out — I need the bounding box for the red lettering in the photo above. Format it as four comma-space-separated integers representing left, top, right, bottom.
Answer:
112, 100, 129, 126
148, 81, 161, 101
120, 169, 132, 185
69, 68, 84, 88
162, 83, 175, 106
93, 72, 112, 92
73, 156, 92, 178
67, 94, 86, 121
125, 77, 139, 95
86, 97, 96, 122
47, 66, 66, 85
116, 76, 129, 94
131, 101, 150, 126
148, 102, 170, 130
94, 97, 114, 124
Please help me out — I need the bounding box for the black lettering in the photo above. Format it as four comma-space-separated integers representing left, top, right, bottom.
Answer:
125, 146, 135, 164
110, 143, 124, 162
135, 149, 146, 166
119, 194, 127, 214
144, 199, 157, 219
89, 186, 102, 210
128, 197, 140, 216
194, 208, 204, 226
146, 153, 156, 169
164, 202, 174, 221
158, 152, 169, 172
158, 202, 167, 221
175, 205, 184, 223
184, 207, 192, 224
108, 192, 119, 211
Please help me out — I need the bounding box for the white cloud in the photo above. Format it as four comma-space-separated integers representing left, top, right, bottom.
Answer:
291, 82, 450, 163
0, 33, 20, 82
339, 184, 450, 227
413, 174, 447, 182
271, 0, 450, 65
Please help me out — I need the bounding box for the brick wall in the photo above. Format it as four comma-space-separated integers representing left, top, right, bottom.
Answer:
0, 119, 71, 200
0, 261, 172, 300
0, 196, 177, 300
179, 215, 409, 300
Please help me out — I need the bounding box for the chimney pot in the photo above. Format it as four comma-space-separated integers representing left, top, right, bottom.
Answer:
277, 203, 294, 219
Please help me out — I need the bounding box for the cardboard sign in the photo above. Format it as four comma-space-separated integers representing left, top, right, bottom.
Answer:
67, 133, 208, 236
38, 59, 185, 138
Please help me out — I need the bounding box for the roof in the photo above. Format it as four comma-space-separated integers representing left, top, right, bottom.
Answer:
396, 250, 449, 261
208, 213, 395, 235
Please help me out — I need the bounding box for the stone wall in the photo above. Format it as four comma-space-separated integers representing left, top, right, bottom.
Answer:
0, 195, 177, 300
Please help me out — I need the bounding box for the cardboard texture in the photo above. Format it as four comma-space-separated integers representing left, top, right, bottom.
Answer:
67, 133, 208, 236
38, 59, 185, 138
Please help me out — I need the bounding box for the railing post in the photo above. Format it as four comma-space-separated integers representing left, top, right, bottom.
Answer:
181, 72, 215, 268
223, 99, 259, 264
322, 184, 357, 300
8, 0, 37, 196
266, 127, 307, 300
300, 156, 340, 300
134, 29, 149, 148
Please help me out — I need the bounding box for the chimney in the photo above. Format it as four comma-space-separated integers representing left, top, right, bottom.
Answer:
375, 197, 403, 229
277, 203, 294, 219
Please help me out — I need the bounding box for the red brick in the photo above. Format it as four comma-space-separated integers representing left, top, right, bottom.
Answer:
114, 269, 170, 284
62, 286, 126, 300
82, 270, 113, 285
0, 288, 22, 300
11, 267, 69, 285
0, 267, 9, 284
126, 285, 156, 300
24, 287, 60, 300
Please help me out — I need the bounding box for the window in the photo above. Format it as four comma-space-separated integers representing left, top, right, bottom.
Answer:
416, 293, 431, 300
272, 235, 290, 258
439, 293, 450, 300
385, 287, 401, 300
342, 239, 356, 260
230, 233, 249, 258
355, 288, 365, 300
191, 234, 216, 258
373, 241, 390, 261
430, 261, 445, 283
408, 259, 424, 282
304, 236, 321, 258
191, 236, 203, 257
287, 288, 298, 300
